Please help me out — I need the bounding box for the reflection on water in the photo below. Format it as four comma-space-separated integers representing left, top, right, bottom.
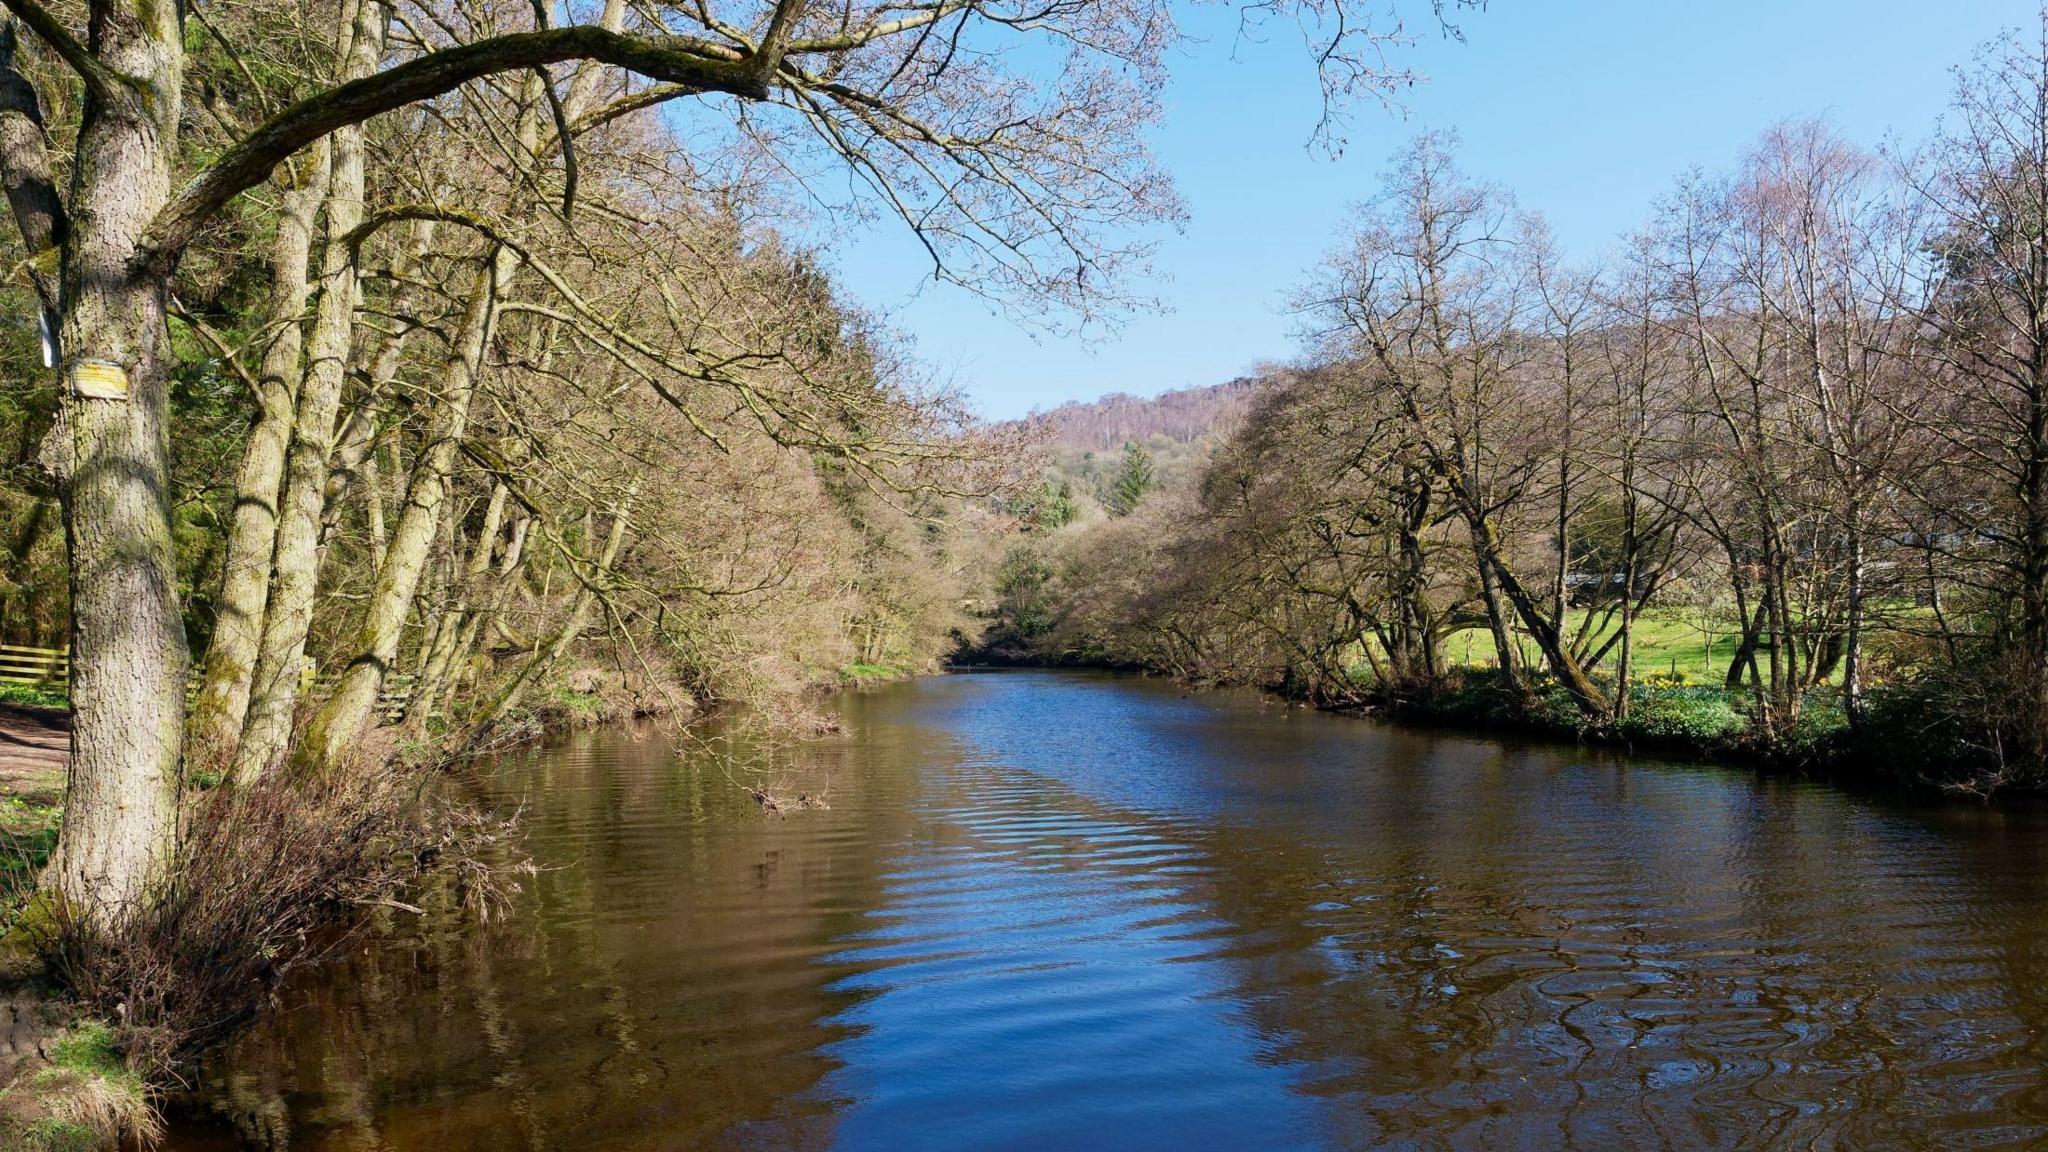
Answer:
164, 670, 2048, 1150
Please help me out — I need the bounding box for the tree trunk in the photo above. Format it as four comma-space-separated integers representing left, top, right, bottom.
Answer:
232, 0, 385, 784
299, 45, 590, 769
1725, 590, 1762, 691
1615, 486, 1639, 721
315, 218, 435, 561
190, 140, 334, 764
1843, 511, 1864, 731
410, 483, 507, 728
436, 512, 529, 717
40, 0, 188, 921
464, 484, 635, 740
1465, 510, 1609, 714
297, 249, 508, 772
365, 442, 388, 573
1472, 526, 1520, 690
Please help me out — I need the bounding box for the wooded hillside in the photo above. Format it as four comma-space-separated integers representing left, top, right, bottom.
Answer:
1019, 377, 1261, 453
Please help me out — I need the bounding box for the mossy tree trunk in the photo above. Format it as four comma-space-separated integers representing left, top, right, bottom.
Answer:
297, 250, 506, 772
29, 0, 187, 921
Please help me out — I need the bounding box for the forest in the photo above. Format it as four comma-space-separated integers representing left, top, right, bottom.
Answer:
989, 24, 2048, 796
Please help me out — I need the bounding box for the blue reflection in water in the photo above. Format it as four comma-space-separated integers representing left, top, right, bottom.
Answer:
162, 669, 2048, 1152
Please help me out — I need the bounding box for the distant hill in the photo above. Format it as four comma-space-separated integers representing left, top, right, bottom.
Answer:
1018, 377, 1263, 454
1006, 376, 1273, 513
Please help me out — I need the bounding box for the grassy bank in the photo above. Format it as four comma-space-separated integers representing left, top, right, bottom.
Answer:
0, 1009, 158, 1152
1379, 667, 1838, 761
1342, 663, 2006, 795
1441, 609, 1735, 684
0, 792, 153, 1150
839, 662, 916, 685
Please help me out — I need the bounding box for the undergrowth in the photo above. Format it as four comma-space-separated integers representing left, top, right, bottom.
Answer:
1378, 666, 1849, 765
0, 1017, 159, 1151
0, 684, 67, 710
0, 799, 60, 907
0, 751, 532, 1148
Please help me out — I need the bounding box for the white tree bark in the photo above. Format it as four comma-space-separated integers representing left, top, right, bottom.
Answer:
232, 0, 385, 784
189, 139, 334, 763
298, 250, 508, 771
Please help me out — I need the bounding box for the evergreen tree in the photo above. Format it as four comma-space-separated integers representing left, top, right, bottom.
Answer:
1038, 480, 1079, 530
1107, 442, 1155, 517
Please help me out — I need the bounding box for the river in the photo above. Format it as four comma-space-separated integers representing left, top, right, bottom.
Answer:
162, 669, 2048, 1150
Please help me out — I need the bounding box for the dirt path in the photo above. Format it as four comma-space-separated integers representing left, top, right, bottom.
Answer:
0, 705, 66, 807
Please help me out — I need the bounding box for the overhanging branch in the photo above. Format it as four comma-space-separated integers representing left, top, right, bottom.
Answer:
140, 25, 763, 268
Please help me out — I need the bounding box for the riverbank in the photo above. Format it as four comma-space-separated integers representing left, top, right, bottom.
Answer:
0, 706, 116, 1150
0, 980, 156, 1150
1347, 666, 2021, 798
0, 680, 643, 1148
1363, 667, 1836, 764
0, 654, 942, 1148
961, 649, 2007, 798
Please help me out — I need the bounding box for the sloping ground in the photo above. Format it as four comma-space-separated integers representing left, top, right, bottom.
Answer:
0, 706, 152, 1151
0, 706, 65, 807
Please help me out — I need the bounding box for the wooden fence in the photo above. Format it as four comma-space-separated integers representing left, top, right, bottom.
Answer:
0, 644, 418, 720
0, 643, 66, 687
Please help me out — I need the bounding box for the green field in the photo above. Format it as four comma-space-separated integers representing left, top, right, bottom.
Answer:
1442, 609, 1732, 683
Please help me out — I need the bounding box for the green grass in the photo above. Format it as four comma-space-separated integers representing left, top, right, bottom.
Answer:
1443, 608, 1737, 684
18, 1118, 97, 1152
548, 686, 607, 716
1403, 665, 1852, 762
14, 1018, 156, 1150
42, 1022, 127, 1084
0, 684, 66, 710
0, 797, 60, 893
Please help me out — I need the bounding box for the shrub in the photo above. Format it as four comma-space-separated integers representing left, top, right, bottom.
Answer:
1426, 668, 1523, 727
1525, 677, 1591, 733
1615, 683, 1745, 747
30, 755, 530, 1083
1854, 676, 2009, 790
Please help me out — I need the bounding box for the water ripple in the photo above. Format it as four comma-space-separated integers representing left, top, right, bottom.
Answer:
164, 672, 2048, 1151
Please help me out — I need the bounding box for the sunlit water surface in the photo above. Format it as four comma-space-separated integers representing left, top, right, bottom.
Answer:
162, 670, 2048, 1150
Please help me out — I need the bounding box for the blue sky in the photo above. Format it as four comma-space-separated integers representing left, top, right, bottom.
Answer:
824, 0, 2038, 420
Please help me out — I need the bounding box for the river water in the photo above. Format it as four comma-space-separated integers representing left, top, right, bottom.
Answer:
162, 669, 2048, 1150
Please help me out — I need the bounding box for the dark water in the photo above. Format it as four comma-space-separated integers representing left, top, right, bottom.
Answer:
163, 670, 2048, 1150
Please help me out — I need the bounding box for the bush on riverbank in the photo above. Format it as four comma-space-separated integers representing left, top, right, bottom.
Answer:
0, 745, 534, 1147
1846, 674, 2019, 794
1386, 668, 1770, 756
1612, 679, 1748, 746
1321, 665, 1895, 777
840, 662, 914, 685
